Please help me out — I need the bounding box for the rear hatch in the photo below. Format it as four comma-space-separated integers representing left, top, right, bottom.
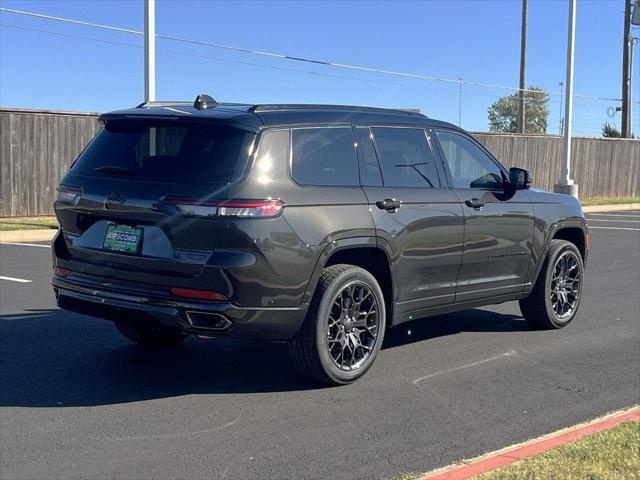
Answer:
54, 117, 258, 287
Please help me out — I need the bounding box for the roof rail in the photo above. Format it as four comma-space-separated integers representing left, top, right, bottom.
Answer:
136, 101, 193, 108
248, 104, 425, 116
136, 99, 253, 110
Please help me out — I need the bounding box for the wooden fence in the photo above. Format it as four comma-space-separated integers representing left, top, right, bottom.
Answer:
473, 133, 640, 198
1, 108, 100, 217
0, 108, 638, 216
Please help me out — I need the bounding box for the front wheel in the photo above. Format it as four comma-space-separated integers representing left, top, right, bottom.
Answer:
520, 239, 584, 329
115, 321, 188, 348
289, 264, 386, 385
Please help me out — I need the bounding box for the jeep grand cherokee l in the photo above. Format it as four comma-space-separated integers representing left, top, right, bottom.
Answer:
52, 95, 588, 385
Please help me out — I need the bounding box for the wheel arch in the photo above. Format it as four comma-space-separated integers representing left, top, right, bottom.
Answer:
302, 238, 395, 320
529, 219, 588, 288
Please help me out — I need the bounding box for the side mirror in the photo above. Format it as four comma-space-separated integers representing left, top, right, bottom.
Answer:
509, 167, 532, 190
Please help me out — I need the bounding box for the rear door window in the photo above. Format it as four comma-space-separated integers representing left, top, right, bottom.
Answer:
291, 127, 358, 186
370, 127, 441, 188
72, 120, 254, 184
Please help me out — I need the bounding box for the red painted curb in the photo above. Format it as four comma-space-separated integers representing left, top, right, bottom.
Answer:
422, 408, 640, 480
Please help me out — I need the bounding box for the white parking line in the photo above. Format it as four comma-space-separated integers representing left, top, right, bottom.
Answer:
589, 226, 640, 231
0, 275, 33, 283
586, 213, 640, 218
412, 350, 518, 385
588, 219, 640, 223
0, 242, 51, 248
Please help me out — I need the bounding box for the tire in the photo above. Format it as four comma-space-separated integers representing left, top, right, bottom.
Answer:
114, 320, 188, 348
520, 239, 584, 330
289, 264, 386, 385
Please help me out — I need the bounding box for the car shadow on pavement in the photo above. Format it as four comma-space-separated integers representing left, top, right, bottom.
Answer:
0, 307, 527, 407
382, 308, 528, 349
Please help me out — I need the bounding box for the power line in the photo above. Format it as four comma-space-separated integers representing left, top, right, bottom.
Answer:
0, 23, 498, 98
0, 6, 627, 102
14, 22, 611, 106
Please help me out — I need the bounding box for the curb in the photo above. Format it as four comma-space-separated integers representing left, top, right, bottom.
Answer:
0, 229, 56, 243
420, 406, 640, 480
582, 203, 639, 213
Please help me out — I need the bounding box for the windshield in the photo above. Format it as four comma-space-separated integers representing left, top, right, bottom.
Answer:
72, 120, 254, 184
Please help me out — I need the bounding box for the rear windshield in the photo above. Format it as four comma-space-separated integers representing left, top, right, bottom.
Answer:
72, 120, 254, 184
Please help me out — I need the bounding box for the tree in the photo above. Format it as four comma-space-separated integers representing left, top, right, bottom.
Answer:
488, 86, 549, 134
602, 123, 621, 138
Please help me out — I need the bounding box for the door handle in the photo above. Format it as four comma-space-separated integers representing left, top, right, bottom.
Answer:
376, 198, 402, 212
465, 198, 485, 209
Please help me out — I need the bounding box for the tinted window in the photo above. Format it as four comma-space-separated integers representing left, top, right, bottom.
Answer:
355, 127, 382, 186
72, 120, 254, 184
371, 127, 440, 188
291, 127, 358, 186
436, 131, 504, 189
253, 129, 290, 184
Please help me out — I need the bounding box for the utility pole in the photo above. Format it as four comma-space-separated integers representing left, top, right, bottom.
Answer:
517, 0, 528, 133
144, 0, 156, 103
554, 0, 578, 198
621, 0, 633, 137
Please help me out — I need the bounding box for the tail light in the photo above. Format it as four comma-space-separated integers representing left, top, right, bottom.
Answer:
57, 185, 82, 204
164, 197, 284, 218
170, 287, 228, 301
165, 197, 219, 217
218, 200, 284, 217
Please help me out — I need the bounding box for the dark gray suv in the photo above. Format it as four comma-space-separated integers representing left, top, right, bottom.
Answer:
52, 95, 588, 385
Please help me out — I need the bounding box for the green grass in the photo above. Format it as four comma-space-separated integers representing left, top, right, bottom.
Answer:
475, 421, 640, 480
389, 421, 639, 480
581, 197, 640, 206
0, 216, 59, 231
389, 474, 422, 480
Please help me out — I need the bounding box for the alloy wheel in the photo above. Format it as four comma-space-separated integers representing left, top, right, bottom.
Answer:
326, 281, 380, 371
550, 250, 582, 320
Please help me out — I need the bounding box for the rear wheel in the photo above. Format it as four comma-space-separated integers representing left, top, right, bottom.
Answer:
115, 321, 188, 348
520, 239, 584, 329
289, 264, 386, 385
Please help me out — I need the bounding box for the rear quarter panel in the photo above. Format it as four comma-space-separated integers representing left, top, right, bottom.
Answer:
227, 128, 376, 307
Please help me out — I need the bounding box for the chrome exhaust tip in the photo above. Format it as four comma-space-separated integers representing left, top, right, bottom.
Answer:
186, 311, 232, 332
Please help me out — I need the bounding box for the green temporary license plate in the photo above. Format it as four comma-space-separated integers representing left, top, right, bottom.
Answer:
103, 224, 143, 254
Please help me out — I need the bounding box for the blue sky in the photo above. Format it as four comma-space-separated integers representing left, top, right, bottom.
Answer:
1, 0, 638, 136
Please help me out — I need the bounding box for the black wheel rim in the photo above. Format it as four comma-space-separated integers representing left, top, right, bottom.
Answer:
326, 281, 380, 371
550, 250, 581, 320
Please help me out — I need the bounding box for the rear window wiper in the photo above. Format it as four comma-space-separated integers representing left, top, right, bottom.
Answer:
93, 165, 133, 176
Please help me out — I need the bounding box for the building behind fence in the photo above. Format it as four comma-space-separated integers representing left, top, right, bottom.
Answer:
1, 108, 638, 217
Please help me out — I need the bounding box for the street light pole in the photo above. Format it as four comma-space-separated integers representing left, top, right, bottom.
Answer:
554, 0, 578, 198
144, 0, 156, 103
517, 0, 528, 133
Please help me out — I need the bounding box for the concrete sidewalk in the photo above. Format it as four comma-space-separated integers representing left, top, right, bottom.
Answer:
582, 203, 639, 213
0, 229, 56, 243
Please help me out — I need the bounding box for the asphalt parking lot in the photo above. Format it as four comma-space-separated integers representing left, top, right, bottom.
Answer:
1, 210, 639, 480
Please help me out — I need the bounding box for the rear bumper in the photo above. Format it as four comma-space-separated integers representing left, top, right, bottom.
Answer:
52, 274, 307, 341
